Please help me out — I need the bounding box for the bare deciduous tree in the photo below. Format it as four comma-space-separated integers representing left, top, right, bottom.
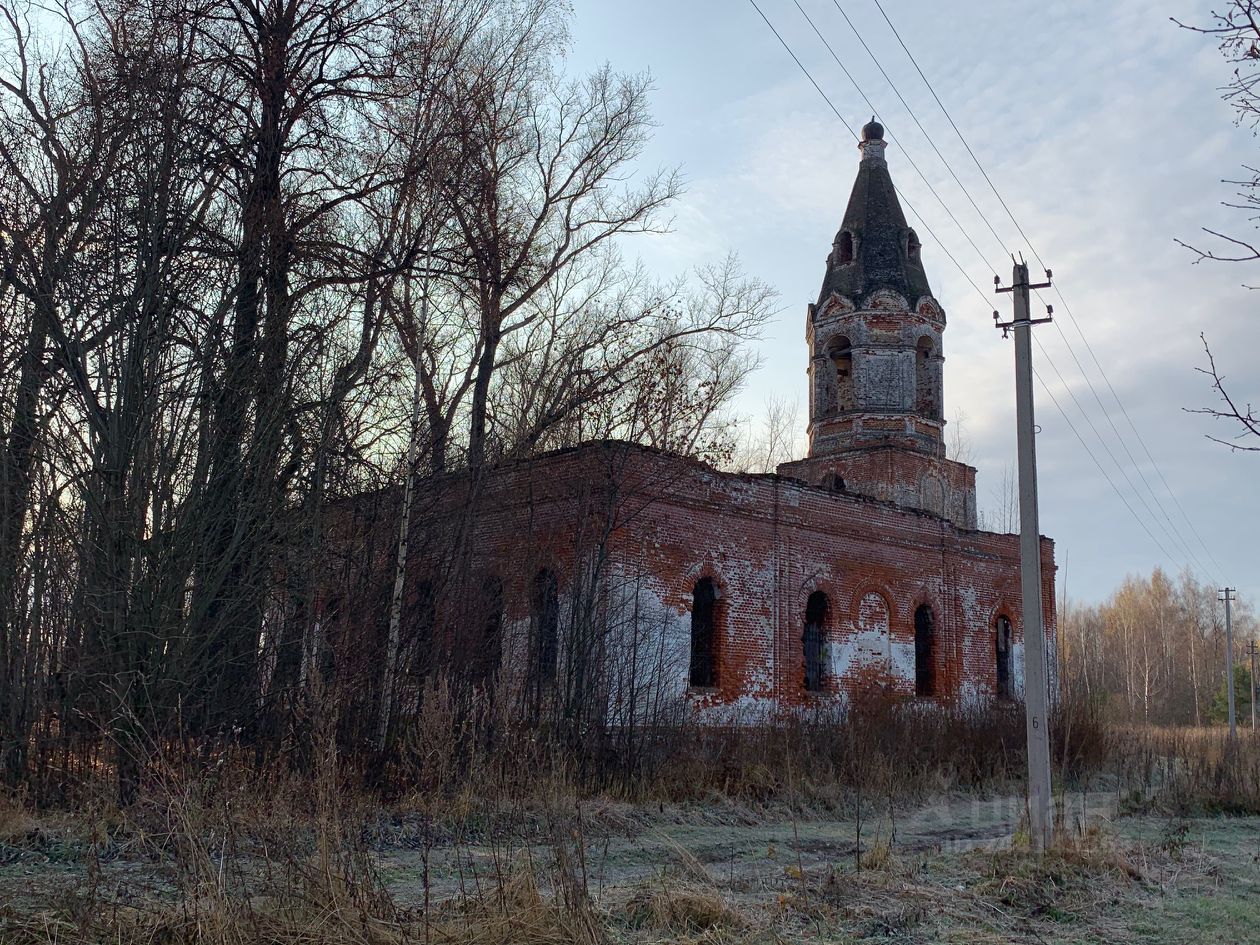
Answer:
1176, 4, 1260, 451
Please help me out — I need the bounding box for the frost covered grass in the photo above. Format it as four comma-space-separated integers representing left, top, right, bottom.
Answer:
5, 701, 1260, 944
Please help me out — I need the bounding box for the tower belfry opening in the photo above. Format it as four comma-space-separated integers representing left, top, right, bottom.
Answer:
780, 120, 977, 529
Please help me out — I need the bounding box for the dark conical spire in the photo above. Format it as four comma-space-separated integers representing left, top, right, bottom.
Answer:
816, 122, 932, 308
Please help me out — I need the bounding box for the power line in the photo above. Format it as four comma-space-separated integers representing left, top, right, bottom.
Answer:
788, 0, 1001, 274
746, 0, 992, 304
747, 0, 858, 142
1053, 290, 1227, 576
1041, 305, 1217, 579
869, 0, 1225, 580
870, 0, 1036, 255
1032, 367, 1181, 567
1033, 335, 1214, 583
748, 0, 1216, 583
828, 0, 1011, 258
805, 0, 1197, 566
805, 0, 1205, 571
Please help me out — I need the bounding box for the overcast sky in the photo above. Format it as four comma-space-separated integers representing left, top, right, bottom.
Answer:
566, 0, 1260, 606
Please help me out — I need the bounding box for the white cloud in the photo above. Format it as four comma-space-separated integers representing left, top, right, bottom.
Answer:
571, 0, 1259, 603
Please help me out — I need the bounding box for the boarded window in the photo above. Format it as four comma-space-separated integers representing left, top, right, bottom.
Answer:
996, 615, 1013, 699
689, 578, 718, 687
530, 568, 560, 686
831, 337, 854, 411
803, 591, 827, 692
914, 605, 935, 696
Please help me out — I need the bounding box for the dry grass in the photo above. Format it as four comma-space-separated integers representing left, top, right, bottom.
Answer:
623, 881, 747, 936
795, 822, 1218, 944
1109, 725, 1260, 815
0, 789, 37, 841
429, 863, 605, 945
5, 703, 1258, 944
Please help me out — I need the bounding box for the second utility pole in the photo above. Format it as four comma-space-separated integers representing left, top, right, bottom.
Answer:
1249, 639, 1257, 733
1221, 587, 1237, 740
996, 259, 1054, 853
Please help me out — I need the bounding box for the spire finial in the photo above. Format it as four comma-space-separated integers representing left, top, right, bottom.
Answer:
858, 118, 887, 165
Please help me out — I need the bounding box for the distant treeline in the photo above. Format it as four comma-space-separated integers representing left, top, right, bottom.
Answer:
1060, 568, 1257, 726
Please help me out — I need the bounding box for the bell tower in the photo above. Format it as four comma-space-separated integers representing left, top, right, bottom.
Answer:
778, 121, 977, 528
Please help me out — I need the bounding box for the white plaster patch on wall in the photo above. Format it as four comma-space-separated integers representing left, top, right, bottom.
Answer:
600, 567, 692, 728
600, 542, 784, 727
920, 475, 945, 516
958, 679, 984, 709
890, 639, 916, 682
693, 693, 776, 726
825, 592, 893, 680
828, 629, 891, 680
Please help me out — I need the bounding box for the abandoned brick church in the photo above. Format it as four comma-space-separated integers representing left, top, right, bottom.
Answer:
339, 121, 1055, 722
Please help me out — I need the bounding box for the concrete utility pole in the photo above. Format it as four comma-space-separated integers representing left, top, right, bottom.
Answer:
1221, 588, 1236, 740
1249, 639, 1257, 733
995, 259, 1054, 853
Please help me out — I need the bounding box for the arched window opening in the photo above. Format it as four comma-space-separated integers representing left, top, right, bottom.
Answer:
907, 229, 921, 260
830, 337, 855, 411
914, 605, 936, 696
915, 335, 936, 418
996, 615, 1013, 699
827, 473, 846, 493
838, 230, 855, 264
803, 591, 828, 692
530, 568, 560, 687
689, 577, 718, 687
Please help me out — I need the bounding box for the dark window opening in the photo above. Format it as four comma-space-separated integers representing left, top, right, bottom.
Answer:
996, 615, 1013, 699
827, 473, 846, 493
530, 568, 560, 686
830, 337, 854, 411
689, 577, 718, 688
803, 591, 828, 692
914, 604, 936, 696
915, 335, 936, 419
838, 230, 855, 264
907, 229, 921, 260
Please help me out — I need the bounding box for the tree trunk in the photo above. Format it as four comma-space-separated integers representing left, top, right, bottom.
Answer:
467, 323, 500, 468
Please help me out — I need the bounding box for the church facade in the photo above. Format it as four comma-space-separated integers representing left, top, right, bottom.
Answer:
333, 122, 1054, 723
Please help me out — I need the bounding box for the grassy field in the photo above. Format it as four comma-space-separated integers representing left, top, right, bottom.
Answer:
2, 785, 1257, 944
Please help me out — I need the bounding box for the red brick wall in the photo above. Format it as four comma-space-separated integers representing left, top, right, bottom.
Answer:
778, 447, 978, 530
336, 442, 1055, 720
